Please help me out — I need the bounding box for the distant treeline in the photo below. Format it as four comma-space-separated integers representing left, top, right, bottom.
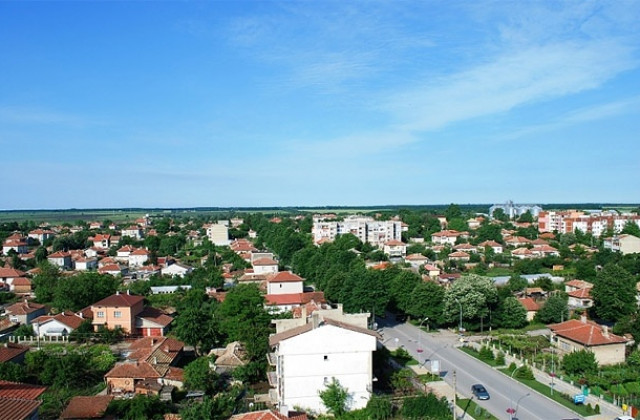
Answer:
0, 203, 638, 224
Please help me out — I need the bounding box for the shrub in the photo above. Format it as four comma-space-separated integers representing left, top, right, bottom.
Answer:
495, 352, 505, 366
595, 404, 600, 414
624, 382, 640, 395
515, 365, 535, 380
479, 346, 494, 361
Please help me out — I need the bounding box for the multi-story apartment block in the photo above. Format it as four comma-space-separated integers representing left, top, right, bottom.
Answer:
312, 216, 401, 246
538, 210, 640, 237
267, 307, 379, 414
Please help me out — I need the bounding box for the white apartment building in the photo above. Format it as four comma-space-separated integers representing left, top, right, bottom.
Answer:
268, 312, 379, 415
539, 211, 640, 237
206, 222, 230, 246
312, 216, 402, 246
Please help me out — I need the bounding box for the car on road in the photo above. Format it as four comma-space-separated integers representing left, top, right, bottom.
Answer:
614, 416, 634, 420
471, 384, 490, 400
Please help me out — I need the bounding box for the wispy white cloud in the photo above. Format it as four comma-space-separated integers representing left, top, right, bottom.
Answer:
0, 106, 102, 127
384, 39, 637, 132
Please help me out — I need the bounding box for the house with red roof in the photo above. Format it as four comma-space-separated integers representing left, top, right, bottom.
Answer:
91, 234, 112, 249
105, 336, 184, 397
567, 287, 593, 309
32, 311, 86, 338
477, 240, 503, 254
267, 272, 304, 295
404, 253, 428, 269
448, 251, 470, 262
2, 233, 28, 255
47, 250, 72, 269
116, 245, 135, 262
517, 298, 540, 322
550, 317, 629, 365
91, 291, 145, 334
122, 226, 143, 240
129, 248, 150, 268
383, 240, 407, 258
0, 380, 47, 420
252, 257, 279, 275
27, 229, 55, 244
98, 264, 127, 276
5, 299, 46, 325
431, 230, 461, 246
135, 307, 174, 337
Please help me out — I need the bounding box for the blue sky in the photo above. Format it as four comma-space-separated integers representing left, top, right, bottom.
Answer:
1, 0, 639, 209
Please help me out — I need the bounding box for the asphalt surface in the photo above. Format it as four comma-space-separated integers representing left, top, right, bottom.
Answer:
377, 316, 586, 420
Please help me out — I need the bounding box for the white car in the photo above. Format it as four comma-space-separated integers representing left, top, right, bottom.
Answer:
614, 416, 634, 420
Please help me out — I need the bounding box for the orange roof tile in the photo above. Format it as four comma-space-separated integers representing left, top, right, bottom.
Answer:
0, 398, 41, 420
60, 395, 113, 419
518, 297, 540, 311
268, 271, 304, 283
550, 319, 627, 346
92, 293, 143, 308
0, 380, 47, 400
0, 343, 28, 363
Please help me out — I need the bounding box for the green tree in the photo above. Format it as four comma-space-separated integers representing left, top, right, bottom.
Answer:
173, 305, 220, 356
180, 389, 242, 420
492, 208, 509, 222
562, 350, 598, 375
32, 261, 61, 303
592, 264, 637, 322
507, 274, 528, 293
13, 324, 35, 337
401, 394, 450, 419
52, 272, 120, 312
621, 220, 640, 237
389, 270, 421, 313
496, 297, 528, 329
365, 395, 393, 420
319, 378, 350, 417
0, 361, 27, 382
534, 293, 569, 324
444, 274, 498, 328
184, 357, 220, 394
517, 211, 534, 223
406, 281, 445, 325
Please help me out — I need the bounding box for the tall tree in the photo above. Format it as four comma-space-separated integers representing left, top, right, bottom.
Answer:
592, 264, 637, 322
444, 274, 498, 327
319, 378, 350, 417
534, 293, 569, 324
406, 281, 445, 325
496, 297, 528, 329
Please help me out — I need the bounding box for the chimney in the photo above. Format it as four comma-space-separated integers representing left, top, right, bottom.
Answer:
301, 305, 308, 320
602, 325, 609, 338
337, 303, 343, 313
127, 289, 130, 295
580, 315, 587, 324
312, 313, 320, 329
116, 291, 120, 295
152, 356, 157, 365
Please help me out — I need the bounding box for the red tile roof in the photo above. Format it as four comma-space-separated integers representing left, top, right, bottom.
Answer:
565, 279, 593, 289
105, 361, 161, 379
60, 395, 113, 419
265, 292, 326, 306
0, 268, 27, 278
567, 287, 592, 299
5, 300, 45, 315
137, 307, 173, 327
230, 410, 308, 420
0, 380, 47, 400
0, 398, 41, 420
92, 293, 144, 308
252, 258, 278, 266
518, 297, 540, 311
384, 240, 405, 246
268, 271, 304, 283
550, 319, 627, 346
0, 343, 28, 363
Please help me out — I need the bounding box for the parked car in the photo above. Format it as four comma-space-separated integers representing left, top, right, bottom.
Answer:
613, 416, 634, 420
471, 384, 490, 400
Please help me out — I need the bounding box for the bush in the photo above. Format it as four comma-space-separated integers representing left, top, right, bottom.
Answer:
479, 346, 494, 361
515, 365, 535, 380
495, 352, 505, 365
624, 382, 640, 394
595, 404, 600, 414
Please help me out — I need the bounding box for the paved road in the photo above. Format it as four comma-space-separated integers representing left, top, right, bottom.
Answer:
377, 317, 585, 420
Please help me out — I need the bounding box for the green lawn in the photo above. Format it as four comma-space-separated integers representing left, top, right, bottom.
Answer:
498, 368, 596, 417
459, 346, 503, 367
457, 398, 499, 420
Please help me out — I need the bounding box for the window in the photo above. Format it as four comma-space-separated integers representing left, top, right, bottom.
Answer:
97, 311, 104, 318
324, 355, 328, 361
114, 311, 122, 318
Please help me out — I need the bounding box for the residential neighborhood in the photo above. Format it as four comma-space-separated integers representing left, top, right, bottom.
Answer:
0, 204, 639, 419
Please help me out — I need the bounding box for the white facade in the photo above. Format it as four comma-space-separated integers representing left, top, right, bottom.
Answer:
253, 259, 279, 275
271, 321, 377, 414
207, 223, 230, 246
267, 279, 303, 295
161, 263, 193, 278
129, 250, 149, 267
312, 216, 402, 246
33, 318, 77, 337
75, 258, 98, 271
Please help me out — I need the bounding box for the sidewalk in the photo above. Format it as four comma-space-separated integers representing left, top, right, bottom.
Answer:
490, 343, 625, 420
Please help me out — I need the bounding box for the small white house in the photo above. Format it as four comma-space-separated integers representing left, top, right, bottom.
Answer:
75, 257, 98, 271
32, 312, 85, 337
161, 263, 193, 278
267, 271, 304, 295
253, 258, 279, 275
129, 248, 150, 268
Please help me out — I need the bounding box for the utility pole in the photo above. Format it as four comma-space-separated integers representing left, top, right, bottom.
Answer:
452, 369, 457, 420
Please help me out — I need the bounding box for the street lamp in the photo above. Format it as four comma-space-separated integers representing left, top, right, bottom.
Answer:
417, 317, 428, 353
507, 365, 524, 420
513, 392, 530, 419
454, 298, 463, 333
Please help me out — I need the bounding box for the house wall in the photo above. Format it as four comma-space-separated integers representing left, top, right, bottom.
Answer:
254, 264, 278, 275
267, 281, 303, 295
277, 325, 376, 414
107, 377, 135, 393
93, 300, 143, 333
555, 337, 626, 366
34, 319, 73, 337
620, 236, 640, 255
